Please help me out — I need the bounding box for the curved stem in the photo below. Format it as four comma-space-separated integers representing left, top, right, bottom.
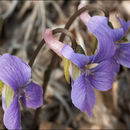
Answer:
59, 4, 109, 42
29, 39, 45, 68
30, 4, 109, 129
28, 28, 77, 68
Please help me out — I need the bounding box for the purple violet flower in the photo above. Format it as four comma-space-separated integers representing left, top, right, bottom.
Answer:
0, 54, 43, 129
79, 3, 130, 74
44, 29, 114, 117
61, 44, 113, 117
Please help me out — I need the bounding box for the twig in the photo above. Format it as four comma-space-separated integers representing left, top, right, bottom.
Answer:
123, 67, 130, 90
2, 0, 18, 19
48, 86, 77, 128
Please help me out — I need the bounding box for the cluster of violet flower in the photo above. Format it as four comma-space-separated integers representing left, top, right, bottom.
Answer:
0, 3, 130, 130
43, 4, 130, 118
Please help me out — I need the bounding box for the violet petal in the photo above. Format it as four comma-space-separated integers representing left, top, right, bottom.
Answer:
61, 44, 89, 69
4, 96, 21, 130
20, 81, 43, 109
87, 16, 116, 63
89, 60, 113, 91
71, 72, 95, 117
0, 54, 31, 92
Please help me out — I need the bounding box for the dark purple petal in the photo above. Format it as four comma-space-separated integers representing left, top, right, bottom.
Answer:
61, 44, 89, 69
71, 73, 95, 117
4, 96, 21, 129
0, 54, 31, 92
87, 16, 116, 63
114, 43, 130, 68
20, 81, 43, 108
88, 60, 113, 91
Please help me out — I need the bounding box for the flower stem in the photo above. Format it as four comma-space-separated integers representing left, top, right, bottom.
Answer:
30, 28, 77, 129
59, 4, 109, 42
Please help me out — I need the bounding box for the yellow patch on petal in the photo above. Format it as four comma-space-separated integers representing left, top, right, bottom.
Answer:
0, 80, 4, 95
71, 63, 81, 81
5, 85, 14, 108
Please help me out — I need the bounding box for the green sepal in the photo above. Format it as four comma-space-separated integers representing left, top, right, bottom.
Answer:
63, 57, 71, 84
75, 45, 85, 54
71, 63, 81, 81
118, 37, 128, 43
5, 85, 14, 108
108, 21, 114, 29
91, 34, 97, 54
0, 80, 4, 95
63, 43, 84, 83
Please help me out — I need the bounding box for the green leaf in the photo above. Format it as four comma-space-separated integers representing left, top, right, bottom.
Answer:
0, 80, 4, 95
5, 85, 14, 108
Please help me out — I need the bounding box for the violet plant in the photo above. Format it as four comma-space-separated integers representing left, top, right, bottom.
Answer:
43, 4, 130, 117
0, 3, 130, 130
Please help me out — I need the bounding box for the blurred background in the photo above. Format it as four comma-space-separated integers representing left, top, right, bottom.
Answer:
0, 0, 130, 129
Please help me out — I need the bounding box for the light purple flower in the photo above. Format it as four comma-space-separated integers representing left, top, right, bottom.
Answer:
61, 44, 114, 117
0, 54, 43, 129
78, 3, 130, 74
44, 28, 114, 117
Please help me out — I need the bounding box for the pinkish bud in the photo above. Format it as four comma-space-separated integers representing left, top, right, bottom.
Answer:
43, 29, 64, 57
78, 3, 91, 25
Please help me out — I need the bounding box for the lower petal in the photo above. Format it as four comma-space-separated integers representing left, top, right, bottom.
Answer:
20, 81, 43, 109
71, 73, 95, 117
4, 96, 21, 130
89, 60, 113, 91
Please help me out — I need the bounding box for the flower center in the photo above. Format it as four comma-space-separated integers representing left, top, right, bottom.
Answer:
85, 63, 99, 76
14, 87, 25, 98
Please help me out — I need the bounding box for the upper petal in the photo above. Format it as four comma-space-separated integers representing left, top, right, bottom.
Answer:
20, 81, 43, 109
71, 73, 95, 117
116, 16, 130, 34
88, 60, 113, 91
114, 43, 130, 68
4, 96, 21, 130
87, 16, 116, 63
0, 54, 31, 92
61, 44, 89, 69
